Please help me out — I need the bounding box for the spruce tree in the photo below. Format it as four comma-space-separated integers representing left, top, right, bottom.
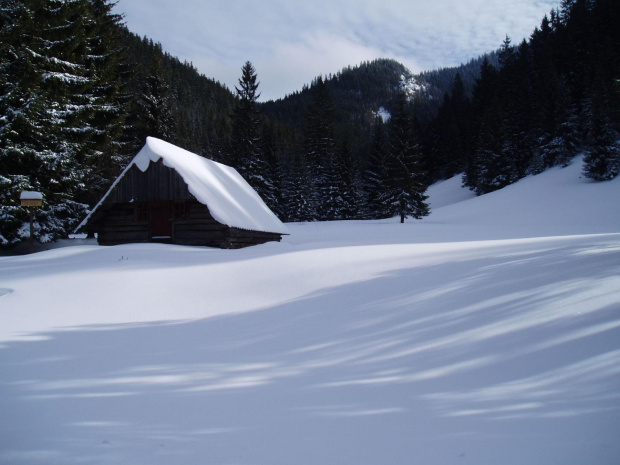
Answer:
260, 119, 284, 218
471, 108, 507, 195
130, 50, 177, 147
502, 40, 537, 180
79, 0, 130, 207
365, 117, 390, 218
533, 60, 580, 169
1, 0, 94, 245
464, 56, 499, 192
432, 72, 471, 179
583, 77, 620, 180
230, 61, 275, 203
303, 77, 337, 220
281, 153, 314, 222
0, 0, 131, 246
0, 0, 36, 245
230, 61, 261, 169
381, 92, 429, 222
333, 140, 364, 220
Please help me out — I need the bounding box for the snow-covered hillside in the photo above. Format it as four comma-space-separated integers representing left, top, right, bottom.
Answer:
1, 157, 619, 465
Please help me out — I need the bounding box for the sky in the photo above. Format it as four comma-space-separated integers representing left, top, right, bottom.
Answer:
113, 0, 562, 102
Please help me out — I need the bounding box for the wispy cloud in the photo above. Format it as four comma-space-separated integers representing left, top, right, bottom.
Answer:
115, 0, 561, 101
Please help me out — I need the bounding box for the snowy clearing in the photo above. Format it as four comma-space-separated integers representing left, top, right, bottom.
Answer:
1, 157, 619, 465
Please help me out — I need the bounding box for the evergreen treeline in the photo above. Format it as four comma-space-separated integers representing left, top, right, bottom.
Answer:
259, 61, 433, 222
0, 0, 234, 246
261, 58, 419, 168
1, 0, 126, 244
424, 0, 620, 191
1, 0, 618, 248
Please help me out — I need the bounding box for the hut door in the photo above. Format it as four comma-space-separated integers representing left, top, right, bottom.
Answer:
150, 202, 172, 239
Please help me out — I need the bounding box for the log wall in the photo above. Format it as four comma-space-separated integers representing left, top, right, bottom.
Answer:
96, 203, 149, 245
95, 201, 282, 248
173, 202, 228, 247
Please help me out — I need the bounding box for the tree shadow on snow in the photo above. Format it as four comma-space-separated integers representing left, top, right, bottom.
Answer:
1, 236, 620, 465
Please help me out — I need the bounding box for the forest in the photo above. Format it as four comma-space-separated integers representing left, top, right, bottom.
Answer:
0, 0, 618, 247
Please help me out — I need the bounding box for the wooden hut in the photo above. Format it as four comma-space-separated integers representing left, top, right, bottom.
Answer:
77, 137, 288, 248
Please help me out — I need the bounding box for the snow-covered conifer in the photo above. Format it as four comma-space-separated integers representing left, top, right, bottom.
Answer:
380, 92, 430, 222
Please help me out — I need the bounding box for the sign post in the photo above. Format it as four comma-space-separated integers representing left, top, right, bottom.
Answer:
20, 191, 43, 254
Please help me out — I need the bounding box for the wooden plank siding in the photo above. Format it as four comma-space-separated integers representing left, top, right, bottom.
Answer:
173, 201, 228, 248
96, 204, 149, 245
106, 159, 193, 204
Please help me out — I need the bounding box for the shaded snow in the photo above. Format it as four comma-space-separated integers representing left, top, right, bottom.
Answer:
1, 156, 619, 465
426, 174, 474, 209
424, 156, 620, 240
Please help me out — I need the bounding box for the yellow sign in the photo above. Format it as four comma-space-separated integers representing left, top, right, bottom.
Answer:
21, 199, 42, 207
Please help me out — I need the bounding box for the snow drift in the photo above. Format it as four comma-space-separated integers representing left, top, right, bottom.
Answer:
1, 157, 619, 465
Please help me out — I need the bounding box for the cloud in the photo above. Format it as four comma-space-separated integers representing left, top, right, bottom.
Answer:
192, 31, 413, 101
115, 0, 562, 101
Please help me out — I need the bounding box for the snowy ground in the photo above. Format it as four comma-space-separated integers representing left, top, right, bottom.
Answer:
1, 156, 619, 465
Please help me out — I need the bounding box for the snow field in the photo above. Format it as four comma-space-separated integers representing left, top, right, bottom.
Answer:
0, 156, 619, 464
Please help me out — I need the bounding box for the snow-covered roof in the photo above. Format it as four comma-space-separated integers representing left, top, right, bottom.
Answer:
78, 137, 288, 235
20, 191, 43, 200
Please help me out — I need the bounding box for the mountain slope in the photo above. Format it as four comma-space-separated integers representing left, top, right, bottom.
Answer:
1, 156, 619, 465
261, 58, 427, 158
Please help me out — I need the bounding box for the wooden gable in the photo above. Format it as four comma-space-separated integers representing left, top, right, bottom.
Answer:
104, 158, 192, 204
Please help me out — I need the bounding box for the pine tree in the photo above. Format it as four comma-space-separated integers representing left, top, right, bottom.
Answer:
0, 0, 131, 247
432, 72, 471, 179
365, 117, 390, 218
583, 76, 620, 180
130, 50, 177, 147
0, 0, 36, 245
1, 0, 94, 245
503, 40, 537, 179
381, 92, 430, 222
281, 153, 314, 222
260, 119, 284, 218
464, 56, 499, 192
582, 0, 620, 180
332, 140, 364, 220
304, 77, 336, 220
230, 61, 275, 203
532, 43, 580, 170
230, 61, 261, 167
584, 119, 620, 181
471, 107, 509, 195
78, 0, 130, 207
